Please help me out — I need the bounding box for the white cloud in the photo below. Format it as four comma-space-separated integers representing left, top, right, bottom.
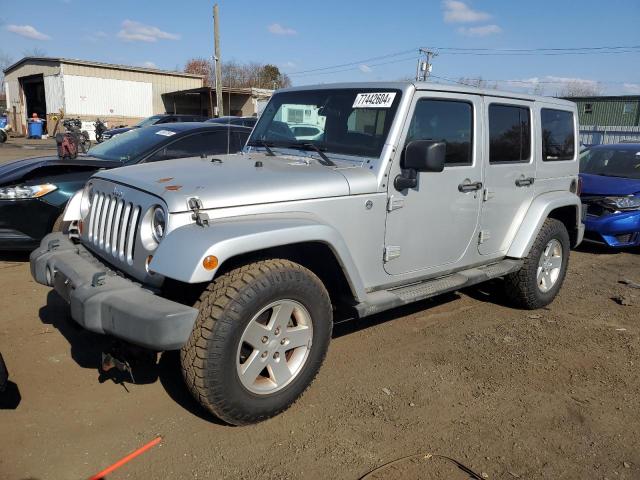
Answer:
141, 61, 157, 68
442, 0, 491, 23
359, 64, 372, 73
457, 24, 502, 36
6, 24, 51, 41
268, 23, 297, 36
623, 83, 640, 94
117, 20, 180, 42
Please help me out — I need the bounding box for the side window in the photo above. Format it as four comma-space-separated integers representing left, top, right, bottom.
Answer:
148, 132, 230, 161
406, 99, 473, 166
489, 104, 531, 163
541, 109, 575, 161
235, 131, 250, 150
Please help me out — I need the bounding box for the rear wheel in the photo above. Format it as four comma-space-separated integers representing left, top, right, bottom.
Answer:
181, 259, 333, 425
504, 218, 570, 309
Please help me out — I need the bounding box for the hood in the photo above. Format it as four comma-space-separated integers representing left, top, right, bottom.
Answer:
580, 173, 640, 197
95, 152, 374, 212
0, 154, 122, 186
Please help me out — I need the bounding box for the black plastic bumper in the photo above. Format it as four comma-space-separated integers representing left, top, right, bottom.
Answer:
30, 233, 199, 350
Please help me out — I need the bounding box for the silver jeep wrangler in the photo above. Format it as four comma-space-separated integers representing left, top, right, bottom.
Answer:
31, 82, 583, 424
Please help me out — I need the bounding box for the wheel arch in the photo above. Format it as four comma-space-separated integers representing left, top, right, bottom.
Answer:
507, 191, 583, 258
150, 217, 367, 303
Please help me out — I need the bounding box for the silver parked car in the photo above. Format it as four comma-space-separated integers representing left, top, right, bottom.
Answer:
31, 82, 583, 425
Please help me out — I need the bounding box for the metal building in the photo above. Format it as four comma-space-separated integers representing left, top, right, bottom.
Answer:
564, 95, 640, 145
3, 57, 204, 136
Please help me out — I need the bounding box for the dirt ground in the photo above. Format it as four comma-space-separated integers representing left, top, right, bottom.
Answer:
0, 143, 639, 480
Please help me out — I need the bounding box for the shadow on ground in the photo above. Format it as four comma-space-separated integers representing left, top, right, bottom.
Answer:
38, 291, 223, 424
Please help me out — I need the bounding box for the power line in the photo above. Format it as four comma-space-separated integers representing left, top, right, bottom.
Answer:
286, 44, 640, 78
289, 55, 417, 78
287, 49, 415, 76
434, 45, 640, 52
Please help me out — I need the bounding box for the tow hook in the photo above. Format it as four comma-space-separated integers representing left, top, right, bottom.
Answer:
101, 352, 136, 384
99, 342, 158, 388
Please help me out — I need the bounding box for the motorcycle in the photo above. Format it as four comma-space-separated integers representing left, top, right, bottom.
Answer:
62, 118, 91, 154
94, 118, 107, 143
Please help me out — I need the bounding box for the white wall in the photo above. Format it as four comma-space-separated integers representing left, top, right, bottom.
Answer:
63, 75, 152, 117
44, 74, 64, 113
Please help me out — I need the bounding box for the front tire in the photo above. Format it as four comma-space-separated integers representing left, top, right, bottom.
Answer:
181, 259, 333, 425
504, 218, 570, 309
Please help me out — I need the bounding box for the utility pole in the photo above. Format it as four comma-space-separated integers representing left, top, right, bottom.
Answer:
213, 3, 223, 117
415, 48, 438, 82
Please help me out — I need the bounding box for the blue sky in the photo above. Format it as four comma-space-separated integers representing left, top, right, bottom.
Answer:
2, 0, 639, 95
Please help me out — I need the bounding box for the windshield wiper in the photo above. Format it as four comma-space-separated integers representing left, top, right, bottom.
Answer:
247, 139, 275, 156
285, 142, 336, 167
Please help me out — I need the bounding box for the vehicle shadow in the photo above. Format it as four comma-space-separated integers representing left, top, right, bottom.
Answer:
0, 382, 21, 409
0, 251, 31, 263
38, 291, 223, 424
333, 292, 461, 338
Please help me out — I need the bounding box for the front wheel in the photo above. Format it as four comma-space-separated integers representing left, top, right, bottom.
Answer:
503, 218, 570, 309
181, 259, 333, 425
79, 132, 91, 153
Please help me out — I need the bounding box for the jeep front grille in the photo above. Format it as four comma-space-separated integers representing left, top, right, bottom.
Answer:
87, 192, 141, 265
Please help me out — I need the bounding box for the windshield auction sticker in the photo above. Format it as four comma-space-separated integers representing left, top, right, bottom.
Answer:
352, 92, 396, 108
155, 129, 176, 136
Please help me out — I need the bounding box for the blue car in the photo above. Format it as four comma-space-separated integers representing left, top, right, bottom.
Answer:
580, 143, 640, 247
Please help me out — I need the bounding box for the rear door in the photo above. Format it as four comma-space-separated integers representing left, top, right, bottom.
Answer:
478, 98, 536, 255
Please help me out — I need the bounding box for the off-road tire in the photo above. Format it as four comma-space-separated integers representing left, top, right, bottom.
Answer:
51, 213, 66, 233
181, 259, 333, 425
504, 218, 570, 309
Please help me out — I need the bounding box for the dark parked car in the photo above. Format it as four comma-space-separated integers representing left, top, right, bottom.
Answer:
102, 114, 207, 141
580, 143, 640, 247
0, 123, 250, 250
207, 116, 258, 128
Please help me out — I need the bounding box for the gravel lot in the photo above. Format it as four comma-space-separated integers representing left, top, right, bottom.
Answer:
0, 142, 638, 479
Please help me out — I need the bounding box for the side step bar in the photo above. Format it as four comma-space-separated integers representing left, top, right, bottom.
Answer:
354, 259, 523, 318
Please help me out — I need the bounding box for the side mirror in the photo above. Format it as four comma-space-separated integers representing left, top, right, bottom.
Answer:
394, 140, 446, 191
404, 140, 446, 172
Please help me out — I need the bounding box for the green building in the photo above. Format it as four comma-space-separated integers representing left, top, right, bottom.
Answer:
566, 95, 640, 127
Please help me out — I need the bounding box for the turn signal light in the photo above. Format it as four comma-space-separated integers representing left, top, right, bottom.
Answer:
203, 255, 219, 270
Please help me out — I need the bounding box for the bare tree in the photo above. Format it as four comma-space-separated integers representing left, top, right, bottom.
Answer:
185, 58, 291, 89
559, 81, 604, 97
0, 50, 13, 91
531, 82, 545, 96
184, 57, 213, 86
22, 47, 47, 57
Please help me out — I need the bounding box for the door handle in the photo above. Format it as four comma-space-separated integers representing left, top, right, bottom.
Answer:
458, 180, 483, 193
515, 177, 535, 187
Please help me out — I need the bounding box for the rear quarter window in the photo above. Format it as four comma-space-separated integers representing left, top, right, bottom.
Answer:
541, 109, 575, 161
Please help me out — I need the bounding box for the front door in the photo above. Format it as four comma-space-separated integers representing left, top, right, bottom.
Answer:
478, 98, 536, 255
384, 93, 483, 276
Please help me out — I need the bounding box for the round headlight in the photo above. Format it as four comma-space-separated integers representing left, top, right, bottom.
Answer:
80, 183, 93, 218
151, 206, 166, 243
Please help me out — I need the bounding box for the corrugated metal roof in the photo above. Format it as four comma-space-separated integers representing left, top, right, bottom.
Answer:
3, 56, 203, 79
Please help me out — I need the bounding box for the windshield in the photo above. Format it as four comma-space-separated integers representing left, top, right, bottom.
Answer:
580, 147, 640, 179
89, 127, 174, 162
135, 115, 163, 127
249, 89, 402, 159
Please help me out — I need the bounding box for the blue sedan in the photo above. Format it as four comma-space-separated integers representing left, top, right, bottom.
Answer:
580, 143, 640, 248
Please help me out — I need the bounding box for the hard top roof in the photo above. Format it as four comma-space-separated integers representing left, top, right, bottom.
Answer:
279, 81, 576, 107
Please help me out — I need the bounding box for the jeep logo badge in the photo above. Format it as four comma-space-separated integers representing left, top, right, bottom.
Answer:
113, 188, 124, 198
